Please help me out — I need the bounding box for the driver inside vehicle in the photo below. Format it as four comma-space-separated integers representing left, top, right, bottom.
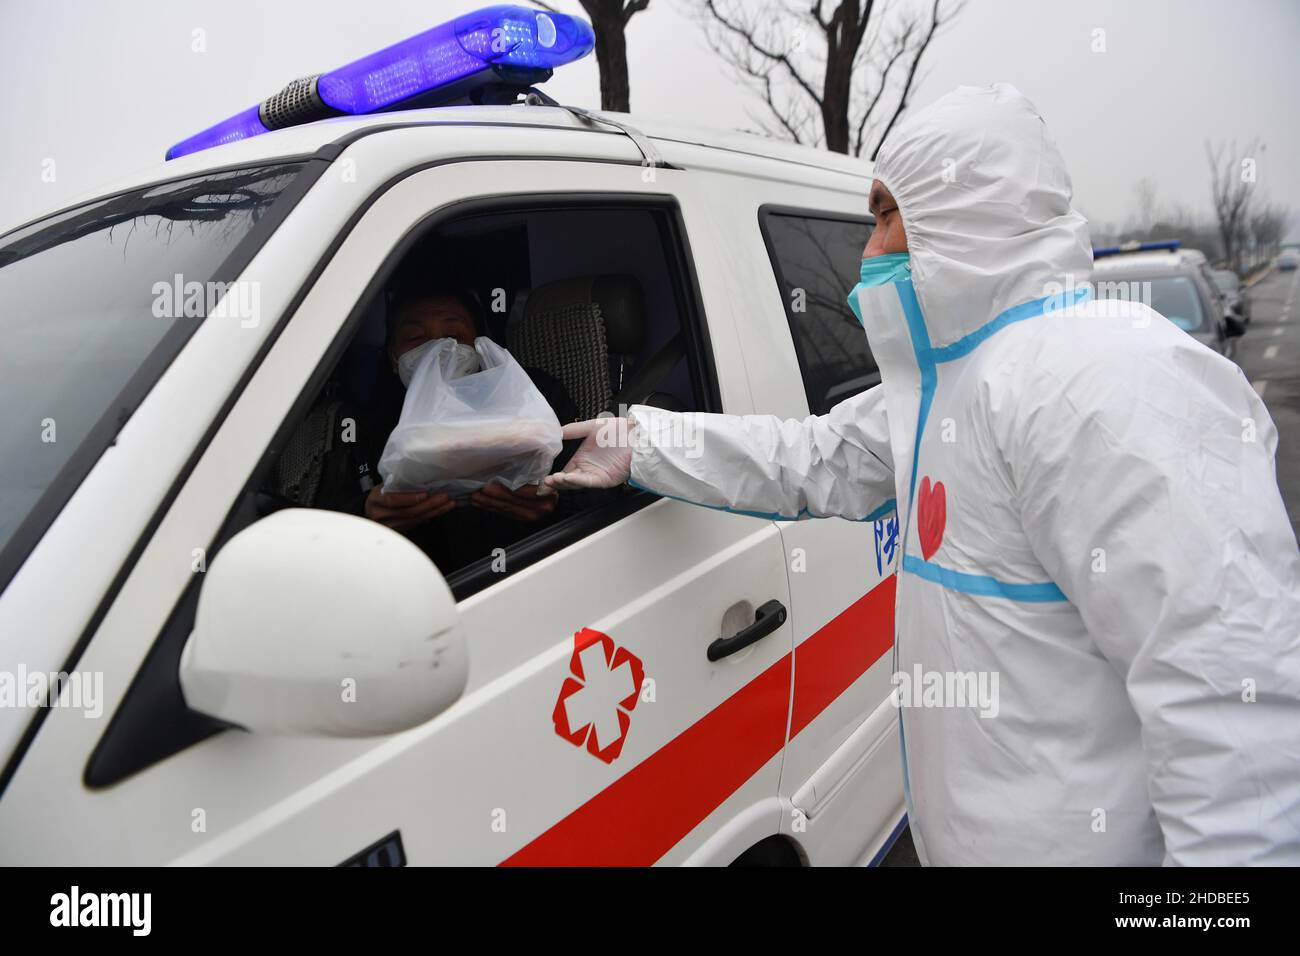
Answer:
369, 286, 574, 529
266, 281, 583, 573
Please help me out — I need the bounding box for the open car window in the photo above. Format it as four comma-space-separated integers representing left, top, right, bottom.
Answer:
261, 198, 712, 587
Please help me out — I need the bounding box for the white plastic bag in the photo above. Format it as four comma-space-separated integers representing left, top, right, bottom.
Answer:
378, 336, 563, 495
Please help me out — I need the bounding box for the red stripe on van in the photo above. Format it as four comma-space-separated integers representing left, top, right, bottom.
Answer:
501, 576, 896, 866
790, 574, 897, 739
501, 652, 791, 867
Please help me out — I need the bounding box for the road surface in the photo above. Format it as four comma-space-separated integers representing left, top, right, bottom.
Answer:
1235, 265, 1300, 540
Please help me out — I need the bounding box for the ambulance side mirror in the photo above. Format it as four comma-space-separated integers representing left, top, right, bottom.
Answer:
179, 509, 468, 737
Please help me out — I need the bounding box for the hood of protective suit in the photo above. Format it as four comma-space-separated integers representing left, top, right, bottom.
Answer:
871, 83, 1093, 348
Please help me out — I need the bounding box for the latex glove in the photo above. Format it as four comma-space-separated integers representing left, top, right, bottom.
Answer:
540, 417, 635, 494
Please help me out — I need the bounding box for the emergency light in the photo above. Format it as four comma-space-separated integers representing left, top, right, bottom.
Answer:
1092, 239, 1182, 259
165, 5, 595, 160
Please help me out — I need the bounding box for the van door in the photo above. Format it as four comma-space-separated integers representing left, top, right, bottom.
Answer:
0, 129, 794, 866
755, 205, 904, 865
673, 154, 905, 865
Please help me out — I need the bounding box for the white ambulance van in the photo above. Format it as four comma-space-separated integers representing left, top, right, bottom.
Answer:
0, 5, 904, 865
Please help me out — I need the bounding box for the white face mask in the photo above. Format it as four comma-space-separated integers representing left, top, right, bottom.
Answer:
396, 337, 480, 388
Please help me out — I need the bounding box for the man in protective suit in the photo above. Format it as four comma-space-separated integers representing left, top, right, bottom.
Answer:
543, 84, 1300, 865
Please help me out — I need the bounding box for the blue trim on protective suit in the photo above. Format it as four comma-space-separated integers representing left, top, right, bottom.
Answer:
896, 287, 1088, 604
628, 476, 895, 524
864, 498, 898, 522
924, 286, 1091, 365
894, 285, 1089, 842
902, 555, 1067, 602
901, 284, 1091, 514
896, 279, 934, 512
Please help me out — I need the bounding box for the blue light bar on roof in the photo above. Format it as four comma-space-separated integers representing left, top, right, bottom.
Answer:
1092, 239, 1182, 259
165, 5, 594, 160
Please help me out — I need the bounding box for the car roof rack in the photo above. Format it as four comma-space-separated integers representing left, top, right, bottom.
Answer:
520, 85, 668, 169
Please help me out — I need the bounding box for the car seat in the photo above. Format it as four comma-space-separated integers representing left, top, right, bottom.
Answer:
508, 274, 687, 419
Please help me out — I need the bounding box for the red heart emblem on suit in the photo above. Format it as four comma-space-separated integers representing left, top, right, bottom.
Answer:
917, 476, 946, 561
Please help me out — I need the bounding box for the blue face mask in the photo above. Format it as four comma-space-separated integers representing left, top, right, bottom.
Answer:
847, 252, 912, 325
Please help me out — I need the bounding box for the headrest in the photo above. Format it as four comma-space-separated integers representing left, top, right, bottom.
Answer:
523, 274, 644, 353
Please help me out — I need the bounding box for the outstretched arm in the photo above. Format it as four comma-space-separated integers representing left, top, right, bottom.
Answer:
544, 386, 897, 522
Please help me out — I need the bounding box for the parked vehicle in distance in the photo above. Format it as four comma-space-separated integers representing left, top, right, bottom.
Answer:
1210, 268, 1251, 324
1092, 242, 1245, 360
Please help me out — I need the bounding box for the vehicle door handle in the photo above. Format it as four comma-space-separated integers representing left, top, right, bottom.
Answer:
708, 600, 787, 661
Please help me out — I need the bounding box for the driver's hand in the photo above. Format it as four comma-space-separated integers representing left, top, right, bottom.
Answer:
364, 487, 455, 531
470, 482, 557, 522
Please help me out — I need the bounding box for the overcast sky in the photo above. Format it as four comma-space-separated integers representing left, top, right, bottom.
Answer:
2, 0, 1298, 238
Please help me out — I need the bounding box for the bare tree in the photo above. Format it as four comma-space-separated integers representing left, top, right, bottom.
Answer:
1131, 176, 1159, 233
1140, 201, 1224, 264
533, 1, 651, 112
1247, 202, 1289, 267
694, 0, 961, 158
1206, 138, 1261, 274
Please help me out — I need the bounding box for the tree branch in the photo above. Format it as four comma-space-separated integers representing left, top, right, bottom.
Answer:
869, 0, 943, 160
854, 0, 878, 47
622, 0, 650, 24
811, 0, 831, 32
703, 0, 825, 108
853, 23, 910, 156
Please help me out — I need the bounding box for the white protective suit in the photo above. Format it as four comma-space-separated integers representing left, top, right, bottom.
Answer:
626, 84, 1300, 865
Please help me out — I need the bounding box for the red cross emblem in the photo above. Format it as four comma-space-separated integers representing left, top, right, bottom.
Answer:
552, 628, 646, 764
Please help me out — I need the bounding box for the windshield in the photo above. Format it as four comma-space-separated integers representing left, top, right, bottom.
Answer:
1096, 274, 1207, 332
0, 163, 304, 583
